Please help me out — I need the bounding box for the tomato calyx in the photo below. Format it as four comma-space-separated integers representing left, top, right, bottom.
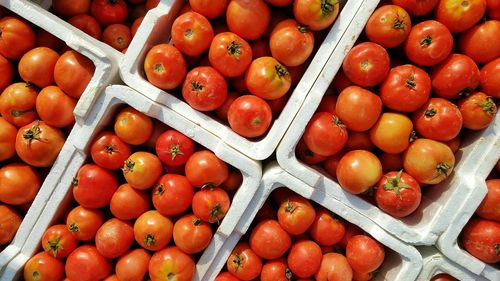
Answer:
22, 123, 43, 143
424, 108, 437, 117
209, 203, 225, 224
104, 144, 118, 154
477, 97, 496, 114
284, 200, 297, 213
153, 63, 165, 74
46, 238, 62, 257
192, 217, 202, 226
144, 234, 157, 247
321, 0, 337, 16
285, 267, 293, 280
167, 272, 176, 280
184, 28, 193, 39
275, 64, 289, 78
122, 159, 135, 173
382, 171, 412, 198
190, 81, 204, 92
405, 73, 416, 90
168, 143, 184, 160
68, 222, 79, 233
332, 115, 346, 128
227, 41, 243, 59
296, 25, 309, 33
393, 14, 407, 30
434, 162, 451, 179
420, 35, 432, 46
71, 177, 78, 186
154, 184, 165, 195
409, 130, 418, 143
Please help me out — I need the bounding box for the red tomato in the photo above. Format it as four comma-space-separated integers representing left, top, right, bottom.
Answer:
52, 0, 91, 18
149, 246, 195, 281
15, 121, 65, 167
342, 42, 390, 87
302, 112, 347, 157
365, 5, 412, 48
336, 86, 382, 132
403, 138, 455, 185
68, 14, 102, 40
65, 245, 112, 281
0, 205, 22, 245
260, 258, 291, 281
413, 98, 463, 141
227, 242, 263, 281
216, 92, 241, 122
337, 150, 383, 194
315, 252, 353, 281
134, 210, 173, 251
459, 20, 500, 64
95, 218, 134, 258
288, 240, 322, 278
189, 0, 228, 19
209, 32, 252, 78
144, 44, 187, 90
155, 130, 194, 166
277, 195, 316, 235
295, 137, 328, 165
226, 0, 270, 40
216, 272, 242, 281
114, 107, 154, 145
404, 20, 453, 67
115, 249, 151, 281
270, 19, 314, 67
250, 219, 292, 259
293, 0, 340, 31
317, 95, 338, 114
0, 163, 40, 205
227, 95, 273, 138
0, 82, 38, 127
323, 152, 345, 179
458, 92, 497, 130
0, 117, 17, 161
90, 131, 132, 170
220, 168, 243, 191
250, 38, 271, 59
486, 0, 500, 19
375, 171, 422, 218
153, 174, 194, 216
36, 86, 76, 128
172, 12, 214, 56
24, 252, 64, 281
309, 207, 346, 246
184, 150, 228, 188
173, 214, 213, 254
245, 57, 291, 100
18, 47, 59, 88
476, 179, 500, 222
182, 66, 228, 111
346, 235, 385, 273
370, 113, 413, 154
435, 0, 486, 33
110, 183, 150, 220
380, 152, 404, 173
123, 151, 163, 189
102, 23, 131, 51
66, 206, 104, 241
54, 50, 95, 99
72, 164, 119, 208
431, 273, 459, 281
0, 54, 12, 91
391, 0, 439, 16
192, 187, 230, 223
462, 218, 500, 263
41, 224, 78, 258
480, 57, 500, 98
0, 16, 36, 60
90, 0, 128, 26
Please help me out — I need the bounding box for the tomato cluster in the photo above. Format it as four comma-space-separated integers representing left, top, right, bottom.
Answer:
23, 106, 242, 281
297, 0, 499, 219
143, 0, 342, 138
216, 188, 386, 281
0, 14, 95, 248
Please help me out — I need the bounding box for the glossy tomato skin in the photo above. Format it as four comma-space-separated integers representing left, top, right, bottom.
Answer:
226, 0, 270, 40
192, 187, 230, 223
123, 151, 163, 190
155, 130, 194, 166
346, 235, 385, 273
431, 54, 480, 99
404, 20, 453, 67
41, 224, 78, 258
90, 131, 132, 170
245, 56, 291, 100
462, 218, 500, 263
15, 121, 65, 167
66, 206, 104, 241
480, 58, 500, 98
209, 32, 252, 78
0, 117, 17, 161
0, 205, 22, 245
72, 164, 119, 208
36, 86, 77, 128
227, 242, 263, 281
90, 0, 128, 26
336, 150, 383, 194
144, 44, 187, 90
0, 82, 38, 127
18, 47, 59, 88
459, 20, 500, 64
95, 218, 134, 259
65, 245, 112, 281
110, 183, 150, 220
413, 98, 463, 142
173, 214, 213, 254
153, 174, 194, 216
115, 249, 151, 281
287, 240, 322, 278
185, 150, 228, 188
0, 163, 41, 205
172, 11, 214, 56
315, 252, 353, 281
476, 179, 500, 222
182, 66, 228, 111
149, 246, 195, 281
336, 86, 382, 132
293, 0, 340, 31
375, 171, 422, 218
68, 14, 102, 40
303, 112, 348, 157
458, 92, 497, 130
114, 107, 154, 145
189, 0, 229, 19
309, 207, 345, 246
365, 5, 412, 48
250, 219, 292, 259
369, 112, 413, 154
24, 252, 64, 281
435, 0, 486, 33
391, 0, 439, 16
277, 195, 316, 235
227, 95, 273, 138
0, 54, 13, 91
270, 19, 314, 67
342, 42, 390, 87
134, 210, 173, 251
0, 16, 36, 60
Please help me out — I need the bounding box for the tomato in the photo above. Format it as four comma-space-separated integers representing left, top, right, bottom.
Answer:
431, 273, 459, 281
336, 86, 382, 132
35, 30, 62, 52
131, 16, 144, 37
302, 112, 347, 157
185, 150, 228, 188
66, 206, 104, 241
444, 135, 461, 154
315, 253, 353, 281
0, 54, 12, 91
173, 214, 212, 254
0, 163, 40, 205
480, 58, 500, 98
337, 150, 383, 194
52, 0, 91, 18
486, 0, 500, 19
348, 134, 375, 153
226, 0, 270, 40
54, 50, 95, 99
189, 0, 228, 19
293, 0, 340, 31
144, 44, 187, 90
0, 82, 38, 127
317, 95, 337, 114
192, 187, 230, 223
342, 42, 390, 87
245, 56, 291, 100
309, 207, 345, 246
413, 98, 463, 142
153, 174, 194, 216
68, 14, 102, 40
379, 152, 404, 173
270, 19, 314, 67
216, 272, 242, 281
458, 92, 497, 130
114, 107, 154, 145
41, 224, 78, 258
149, 246, 195, 281
90, 0, 128, 26
250, 38, 271, 59
95, 218, 134, 258
65, 245, 112, 281
216, 92, 241, 122
182, 66, 228, 111
134, 210, 173, 251
277, 195, 316, 235
250, 219, 292, 259
227, 95, 273, 138
18, 47, 59, 88
104, 275, 119, 281
155, 130, 194, 166
391, 0, 439, 16
172, 11, 213, 56
346, 235, 385, 273
110, 183, 150, 220
476, 179, 500, 222
332, 68, 354, 93
102, 23, 131, 51
435, 0, 486, 33
287, 240, 322, 278
227, 242, 263, 281
403, 138, 455, 185
116, 248, 151, 281
0, 16, 36, 60
90, 131, 131, 170
73, 164, 119, 208
15, 121, 65, 167
209, 32, 252, 78
0, 205, 22, 245
221, 168, 243, 191
24, 252, 64, 281
365, 5, 412, 48
36, 86, 76, 128
370, 112, 413, 154
260, 258, 292, 281
0, 117, 16, 161
462, 218, 500, 263
296, 137, 328, 165
375, 171, 421, 218
379, 64, 431, 112
459, 20, 500, 64
323, 152, 344, 179
123, 151, 163, 189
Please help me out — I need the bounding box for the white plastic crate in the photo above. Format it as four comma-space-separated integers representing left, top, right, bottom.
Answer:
276, 2, 500, 245
201, 162, 423, 281
119, 0, 379, 160
0, 85, 262, 281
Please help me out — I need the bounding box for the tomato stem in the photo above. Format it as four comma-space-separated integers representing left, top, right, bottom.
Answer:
167, 272, 176, 280
22, 122, 43, 143
285, 200, 297, 213
144, 234, 156, 247
227, 41, 243, 60
275, 64, 289, 78
154, 63, 165, 74
154, 184, 165, 195
495, 243, 500, 255
47, 238, 61, 257
393, 13, 407, 30
405, 73, 416, 90
458, 88, 472, 98
184, 28, 193, 38
168, 143, 184, 160
476, 97, 496, 114
420, 35, 432, 46
122, 159, 135, 173
424, 108, 437, 117
435, 162, 451, 178
232, 254, 243, 267
321, 0, 337, 16
209, 203, 225, 224
296, 25, 309, 33
192, 217, 202, 226
68, 223, 79, 233
409, 130, 418, 143
104, 144, 117, 154
285, 268, 293, 280
382, 170, 412, 198
190, 81, 204, 92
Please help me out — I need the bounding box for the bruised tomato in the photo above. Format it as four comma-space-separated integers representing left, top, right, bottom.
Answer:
15, 121, 65, 167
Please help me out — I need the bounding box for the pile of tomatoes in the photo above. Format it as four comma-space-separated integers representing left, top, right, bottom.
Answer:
22, 105, 243, 281
296, 0, 499, 219
216, 188, 386, 281
143, 0, 341, 138
0, 14, 95, 248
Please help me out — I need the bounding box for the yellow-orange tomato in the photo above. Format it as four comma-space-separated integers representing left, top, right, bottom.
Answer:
114, 107, 153, 145
370, 112, 414, 154
0, 82, 39, 127
18, 47, 60, 88
54, 50, 95, 99
0, 163, 41, 205
0, 204, 22, 245
15, 121, 65, 167
36, 86, 77, 128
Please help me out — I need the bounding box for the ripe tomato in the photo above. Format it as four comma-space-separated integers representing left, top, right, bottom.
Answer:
403, 138, 455, 185
0, 117, 16, 161
462, 218, 500, 263
227, 95, 273, 138
90, 0, 128, 26
155, 129, 194, 166
315, 252, 353, 281
41, 224, 78, 258
182, 66, 228, 111
391, 0, 439, 16
24, 252, 64, 281
270, 19, 314, 67
0, 82, 38, 127
18, 47, 59, 88
302, 112, 347, 157
102, 23, 131, 51
337, 150, 383, 194
480, 58, 500, 98
342, 42, 390, 87
413, 98, 463, 141
0, 205, 22, 245
365, 5, 412, 48
131, 16, 144, 37
227, 242, 263, 281
66, 206, 104, 241
346, 235, 385, 273
172, 11, 214, 56
36, 86, 76, 128
226, 0, 270, 40
245, 57, 291, 100
72, 164, 119, 208
114, 107, 154, 145
54, 50, 95, 99
277, 195, 316, 235
192, 187, 230, 223
336, 86, 382, 132
476, 179, 500, 222
15, 121, 65, 167
375, 171, 421, 218
90, 131, 132, 170
309, 207, 345, 246
296, 137, 328, 165
379, 64, 431, 112
144, 44, 187, 90
110, 183, 150, 220
134, 210, 173, 251
52, 0, 91, 18
149, 246, 195, 281
65, 245, 112, 281
404, 20, 453, 67
435, 0, 486, 33
221, 168, 243, 191
459, 20, 500, 64
458, 92, 497, 130
123, 151, 163, 189
486, 0, 500, 19
250, 219, 292, 259
287, 240, 322, 278
431, 273, 459, 281
293, 0, 340, 31
184, 150, 228, 188
173, 214, 213, 254
115, 249, 151, 281
95, 218, 134, 258
323, 152, 344, 179
260, 258, 291, 281
216, 92, 240, 122
370, 112, 413, 154
0, 54, 12, 91
0, 16, 36, 60
0, 163, 40, 205
68, 14, 102, 40
153, 174, 194, 216
209, 32, 252, 78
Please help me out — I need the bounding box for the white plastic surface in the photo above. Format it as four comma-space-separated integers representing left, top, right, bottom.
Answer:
276, 0, 500, 245
202, 162, 423, 281
0, 85, 262, 281
120, 0, 373, 160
